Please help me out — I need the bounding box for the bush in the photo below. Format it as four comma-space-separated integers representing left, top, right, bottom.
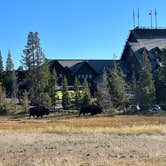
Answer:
0, 105, 7, 115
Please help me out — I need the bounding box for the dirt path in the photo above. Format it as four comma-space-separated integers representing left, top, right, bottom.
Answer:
0, 133, 166, 166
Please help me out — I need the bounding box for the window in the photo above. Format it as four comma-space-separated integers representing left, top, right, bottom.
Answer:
89, 74, 92, 79
82, 74, 84, 79
155, 51, 158, 55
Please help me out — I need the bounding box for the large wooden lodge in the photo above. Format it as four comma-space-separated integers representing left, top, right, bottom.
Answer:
18, 27, 166, 92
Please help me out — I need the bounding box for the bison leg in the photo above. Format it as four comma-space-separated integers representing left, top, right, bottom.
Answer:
79, 111, 82, 116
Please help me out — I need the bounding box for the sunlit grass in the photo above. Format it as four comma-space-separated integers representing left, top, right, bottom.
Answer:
0, 116, 166, 135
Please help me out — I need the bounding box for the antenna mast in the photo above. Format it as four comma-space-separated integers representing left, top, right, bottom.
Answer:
137, 8, 140, 27
133, 9, 135, 28
149, 10, 153, 28
155, 8, 158, 29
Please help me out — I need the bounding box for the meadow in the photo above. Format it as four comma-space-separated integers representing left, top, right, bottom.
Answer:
0, 115, 166, 166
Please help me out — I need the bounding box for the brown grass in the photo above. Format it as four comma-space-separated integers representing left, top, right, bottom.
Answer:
0, 115, 166, 166
0, 115, 166, 135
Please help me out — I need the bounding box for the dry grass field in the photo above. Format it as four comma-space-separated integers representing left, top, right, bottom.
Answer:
0, 115, 166, 166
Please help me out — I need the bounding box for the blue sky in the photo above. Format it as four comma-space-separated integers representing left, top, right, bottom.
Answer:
0, 0, 166, 68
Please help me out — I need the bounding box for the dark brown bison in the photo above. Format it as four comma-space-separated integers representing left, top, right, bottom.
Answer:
79, 105, 102, 116
29, 106, 49, 119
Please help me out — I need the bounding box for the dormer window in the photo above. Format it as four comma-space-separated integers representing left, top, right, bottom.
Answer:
59, 74, 63, 78
82, 74, 84, 79
89, 74, 92, 79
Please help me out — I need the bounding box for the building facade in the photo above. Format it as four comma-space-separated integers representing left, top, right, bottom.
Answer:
121, 27, 166, 81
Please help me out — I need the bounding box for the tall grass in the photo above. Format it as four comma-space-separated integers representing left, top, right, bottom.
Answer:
0, 116, 166, 135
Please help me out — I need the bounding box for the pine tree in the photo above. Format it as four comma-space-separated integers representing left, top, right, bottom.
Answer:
96, 68, 112, 111
22, 91, 29, 112
136, 49, 156, 106
4, 51, 14, 97
108, 63, 128, 109
0, 82, 3, 105
157, 48, 166, 103
81, 79, 91, 107
40, 92, 51, 108
74, 77, 81, 108
6, 50, 14, 71
49, 68, 57, 108
11, 70, 17, 99
0, 51, 3, 82
22, 32, 45, 100
62, 77, 71, 110
38, 59, 51, 107
0, 82, 5, 114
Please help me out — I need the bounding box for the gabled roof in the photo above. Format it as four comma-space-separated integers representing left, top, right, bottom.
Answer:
87, 60, 115, 73
121, 28, 166, 61
70, 62, 85, 74
131, 28, 166, 40
129, 28, 166, 51
49, 59, 116, 74
58, 60, 84, 68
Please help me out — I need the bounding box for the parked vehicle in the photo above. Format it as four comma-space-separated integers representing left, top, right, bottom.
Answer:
151, 104, 160, 112
124, 104, 140, 113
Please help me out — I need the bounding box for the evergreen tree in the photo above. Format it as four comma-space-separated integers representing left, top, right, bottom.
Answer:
108, 63, 128, 109
136, 49, 156, 106
40, 92, 51, 108
22, 32, 45, 100
38, 59, 51, 107
22, 32, 34, 70
4, 51, 14, 97
74, 77, 81, 108
38, 60, 50, 92
0, 51, 3, 82
0, 82, 5, 114
6, 50, 14, 71
62, 77, 71, 110
0, 82, 3, 105
156, 48, 166, 103
22, 91, 29, 112
96, 68, 112, 111
81, 79, 91, 107
49, 68, 57, 108
11, 70, 17, 99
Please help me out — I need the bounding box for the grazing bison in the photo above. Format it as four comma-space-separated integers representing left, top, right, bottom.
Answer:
79, 105, 102, 116
29, 106, 49, 119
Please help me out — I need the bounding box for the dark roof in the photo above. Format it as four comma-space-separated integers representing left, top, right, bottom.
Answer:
87, 60, 115, 73
121, 28, 166, 60
131, 28, 166, 40
58, 60, 84, 68
49, 59, 116, 74
70, 62, 84, 74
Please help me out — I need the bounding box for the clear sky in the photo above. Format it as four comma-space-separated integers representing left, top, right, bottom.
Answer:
0, 0, 166, 68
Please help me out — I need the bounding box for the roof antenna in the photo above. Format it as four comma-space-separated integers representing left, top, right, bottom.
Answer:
137, 8, 140, 28
149, 10, 153, 28
133, 9, 135, 28
155, 8, 158, 29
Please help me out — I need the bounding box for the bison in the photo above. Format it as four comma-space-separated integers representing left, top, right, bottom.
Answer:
79, 105, 102, 116
29, 106, 49, 119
